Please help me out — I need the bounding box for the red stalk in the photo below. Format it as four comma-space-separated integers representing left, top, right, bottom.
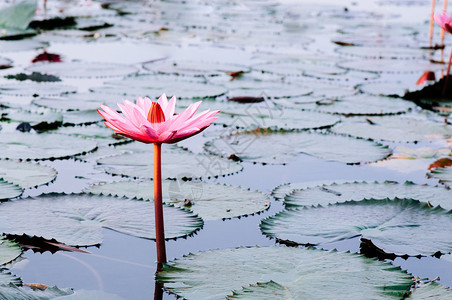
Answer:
430, 0, 437, 48
153, 143, 167, 264
442, 47, 452, 95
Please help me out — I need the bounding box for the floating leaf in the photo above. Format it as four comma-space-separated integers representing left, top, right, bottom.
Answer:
0, 193, 203, 246
0, 282, 73, 299
283, 181, 452, 210
26, 62, 138, 79
271, 180, 349, 200
428, 166, 452, 187
0, 133, 97, 160
0, 82, 76, 97
157, 246, 412, 299
0, 271, 21, 286
260, 198, 452, 256
85, 180, 270, 221
330, 115, 451, 142
335, 46, 428, 60
55, 124, 129, 147
408, 282, 452, 299
338, 59, 443, 73
357, 82, 411, 97
0, 236, 21, 265
0, 0, 37, 30
227, 281, 292, 299
305, 94, 415, 116
0, 180, 22, 200
96, 148, 243, 180
205, 131, 391, 164
0, 40, 46, 53
143, 60, 250, 77
1, 108, 63, 132
0, 160, 56, 189
93, 74, 227, 100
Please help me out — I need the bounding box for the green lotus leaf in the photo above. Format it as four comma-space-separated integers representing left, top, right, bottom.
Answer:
227, 281, 292, 299
0, 284, 73, 299
408, 282, 452, 299
205, 131, 391, 164
85, 180, 270, 221
0, 160, 56, 189
157, 246, 412, 299
338, 59, 443, 73
0, 236, 21, 266
55, 124, 129, 147
0, 193, 203, 246
261, 198, 452, 256
143, 60, 250, 77
357, 82, 412, 97
335, 46, 428, 60
0, 133, 97, 160
330, 115, 451, 142
429, 166, 452, 188
0, 0, 37, 30
283, 181, 452, 210
0, 82, 76, 98
25, 62, 138, 79
0, 271, 21, 286
0, 40, 46, 53
271, 180, 349, 200
0, 180, 22, 200
96, 148, 243, 180
1, 108, 63, 131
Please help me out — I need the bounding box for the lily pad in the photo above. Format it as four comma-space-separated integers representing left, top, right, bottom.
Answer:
0, 193, 203, 246
0, 160, 56, 189
338, 59, 443, 73
1, 108, 63, 131
305, 94, 415, 116
260, 198, 452, 256
0, 40, 46, 53
0, 237, 21, 266
0, 82, 76, 97
0, 180, 22, 200
428, 166, 452, 187
143, 60, 250, 77
330, 115, 452, 142
0, 133, 98, 160
93, 74, 227, 100
55, 124, 129, 147
157, 246, 412, 299
25, 62, 139, 79
85, 180, 270, 221
357, 82, 411, 97
205, 131, 391, 164
0, 271, 20, 286
32, 93, 119, 112
96, 148, 243, 180
408, 282, 452, 299
0, 0, 37, 30
335, 46, 428, 60
284, 181, 452, 210
227, 281, 291, 299
0, 282, 73, 299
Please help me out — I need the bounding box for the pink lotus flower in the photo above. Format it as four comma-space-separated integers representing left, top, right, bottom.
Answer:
97, 94, 219, 144
98, 94, 219, 265
434, 11, 452, 34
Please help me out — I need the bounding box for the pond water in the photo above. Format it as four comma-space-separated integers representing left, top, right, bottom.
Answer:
0, 0, 451, 299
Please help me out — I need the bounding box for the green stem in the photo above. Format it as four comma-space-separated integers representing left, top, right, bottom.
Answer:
154, 143, 166, 264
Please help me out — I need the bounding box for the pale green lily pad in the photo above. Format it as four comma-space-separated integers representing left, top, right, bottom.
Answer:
96, 149, 243, 180
284, 181, 452, 210
55, 124, 129, 147
0, 0, 36, 30
0, 193, 203, 246
409, 282, 452, 299
0, 160, 56, 189
330, 115, 452, 142
260, 198, 452, 256
0, 40, 46, 53
61, 110, 103, 126
254, 61, 347, 77
216, 109, 340, 131
1, 108, 63, 131
0, 82, 76, 97
0, 133, 97, 160
32, 93, 119, 112
205, 131, 391, 164
227, 281, 291, 299
271, 180, 350, 200
85, 180, 270, 221
157, 246, 412, 299
428, 166, 452, 187
335, 46, 428, 60
0, 283, 73, 299
357, 82, 411, 97
338, 59, 443, 73
25, 62, 139, 79
92, 74, 227, 100
0, 180, 22, 200
0, 236, 21, 265
143, 60, 250, 77
306, 94, 416, 116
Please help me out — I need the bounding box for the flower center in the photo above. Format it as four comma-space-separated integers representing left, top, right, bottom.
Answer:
147, 102, 166, 124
